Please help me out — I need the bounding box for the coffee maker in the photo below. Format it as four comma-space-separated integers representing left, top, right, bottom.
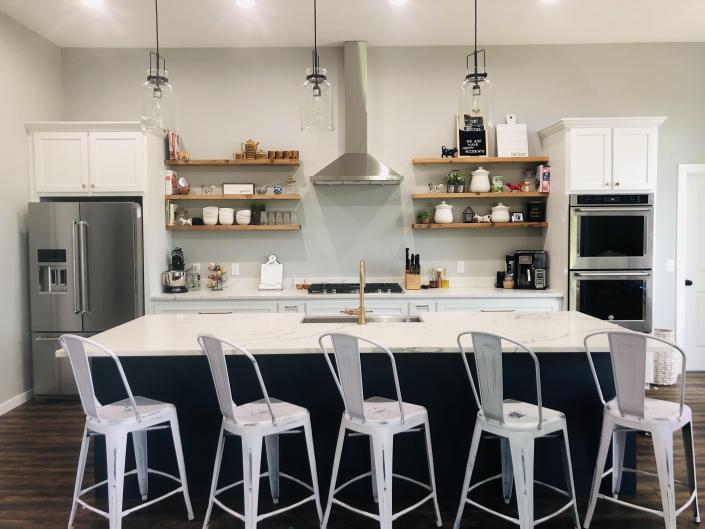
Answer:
162, 248, 188, 293
515, 250, 548, 290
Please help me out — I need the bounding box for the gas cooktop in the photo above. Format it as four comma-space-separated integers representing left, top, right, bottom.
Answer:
308, 283, 404, 294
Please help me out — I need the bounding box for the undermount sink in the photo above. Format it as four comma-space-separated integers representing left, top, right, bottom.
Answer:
301, 315, 424, 324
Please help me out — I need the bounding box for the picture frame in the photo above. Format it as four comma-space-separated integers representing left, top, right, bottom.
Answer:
223, 183, 255, 195
511, 212, 524, 222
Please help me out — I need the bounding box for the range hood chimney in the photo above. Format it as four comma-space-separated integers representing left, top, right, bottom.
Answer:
311, 41, 403, 185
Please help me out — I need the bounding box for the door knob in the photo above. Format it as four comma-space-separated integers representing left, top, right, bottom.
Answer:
686, 279, 694, 286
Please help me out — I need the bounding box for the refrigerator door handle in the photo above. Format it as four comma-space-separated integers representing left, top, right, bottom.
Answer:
79, 221, 89, 315
72, 221, 81, 314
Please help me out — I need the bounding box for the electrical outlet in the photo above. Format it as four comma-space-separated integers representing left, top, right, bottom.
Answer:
231, 263, 240, 276
457, 261, 465, 274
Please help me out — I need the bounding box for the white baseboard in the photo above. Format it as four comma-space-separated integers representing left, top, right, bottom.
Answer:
0, 389, 33, 416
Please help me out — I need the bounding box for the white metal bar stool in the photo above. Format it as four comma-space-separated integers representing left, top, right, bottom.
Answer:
583, 330, 700, 529
59, 334, 194, 529
318, 332, 442, 529
198, 334, 323, 529
453, 331, 580, 529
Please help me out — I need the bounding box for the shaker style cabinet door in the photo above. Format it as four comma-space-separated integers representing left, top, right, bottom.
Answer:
568, 128, 612, 192
88, 132, 145, 193
612, 127, 656, 191
33, 132, 89, 193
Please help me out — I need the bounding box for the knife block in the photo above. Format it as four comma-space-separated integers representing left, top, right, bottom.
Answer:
405, 273, 421, 290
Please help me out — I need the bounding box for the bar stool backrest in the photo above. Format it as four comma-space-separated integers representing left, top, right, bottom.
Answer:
457, 331, 543, 428
59, 334, 140, 421
198, 334, 277, 425
584, 330, 687, 419
319, 333, 405, 424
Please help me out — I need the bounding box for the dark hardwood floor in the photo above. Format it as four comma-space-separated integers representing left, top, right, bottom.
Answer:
1, 377, 703, 529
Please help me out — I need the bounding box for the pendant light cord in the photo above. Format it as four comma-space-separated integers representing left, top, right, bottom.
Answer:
313, 0, 319, 74
473, 0, 478, 81
155, 0, 160, 63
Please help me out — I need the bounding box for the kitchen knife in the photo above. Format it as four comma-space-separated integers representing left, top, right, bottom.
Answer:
416, 253, 421, 275
405, 248, 410, 273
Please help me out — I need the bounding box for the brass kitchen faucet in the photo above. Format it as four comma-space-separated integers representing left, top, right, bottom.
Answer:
343, 259, 367, 325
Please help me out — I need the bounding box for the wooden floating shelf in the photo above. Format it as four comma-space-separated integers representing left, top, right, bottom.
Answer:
412, 222, 548, 230
166, 194, 301, 201
412, 156, 549, 165
412, 192, 548, 199
164, 159, 300, 167
167, 224, 301, 232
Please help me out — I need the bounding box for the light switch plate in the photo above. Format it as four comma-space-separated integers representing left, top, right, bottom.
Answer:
231, 263, 240, 276
666, 259, 676, 272
457, 261, 465, 274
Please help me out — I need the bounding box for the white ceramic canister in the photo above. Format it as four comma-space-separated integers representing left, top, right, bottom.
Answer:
470, 166, 491, 193
434, 201, 454, 224
491, 203, 510, 223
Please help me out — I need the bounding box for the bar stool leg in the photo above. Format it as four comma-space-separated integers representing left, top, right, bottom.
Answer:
509, 435, 535, 529
132, 430, 148, 500
169, 415, 194, 520
370, 437, 378, 503
584, 416, 614, 528
422, 416, 443, 527
302, 416, 323, 523
652, 428, 677, 529
371, 431, 394, 529
322, 423, 346, 529
611, 430, 627, 498
559, 424, 581, 529
500, 437, 514, 504
265, 434, 280, 504
453, 419, 483, 529
682, 421, 701, 522
203, 425, 225, 529
68, 426, 90, 529
105, 432, 128, 529
242, 435, 263, 529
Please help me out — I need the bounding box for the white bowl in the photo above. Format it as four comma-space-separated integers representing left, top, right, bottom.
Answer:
219, 207, 235, 215
236, 209, 251, 216
236, 216, 251, 226
203, 206, 219, 214
204, 217, 218, 226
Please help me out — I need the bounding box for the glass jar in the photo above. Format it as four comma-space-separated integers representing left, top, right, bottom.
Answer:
459, 74, 495, 156
300, 67, 334, 131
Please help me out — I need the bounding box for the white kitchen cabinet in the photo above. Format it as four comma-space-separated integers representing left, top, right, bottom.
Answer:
557, 119, 664, 193
305, 300, 409, 317
28, 123, 148, 196
569, 128, 612, 192
436, 298, 560, 313
88, 132, 144, 192
32, 132, 89, 193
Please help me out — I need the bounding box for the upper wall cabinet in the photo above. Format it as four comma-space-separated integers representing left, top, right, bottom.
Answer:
27, 123, 147, 196
540, 117, 666, 194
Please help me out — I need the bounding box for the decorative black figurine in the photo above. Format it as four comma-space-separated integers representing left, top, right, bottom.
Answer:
441, 146, 458, 158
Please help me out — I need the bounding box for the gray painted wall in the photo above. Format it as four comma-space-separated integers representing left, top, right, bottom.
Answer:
60, 43, 705, 330
0, 12, 62, 406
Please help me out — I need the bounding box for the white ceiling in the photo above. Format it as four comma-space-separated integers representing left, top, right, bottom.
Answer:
1, 0, 704, 48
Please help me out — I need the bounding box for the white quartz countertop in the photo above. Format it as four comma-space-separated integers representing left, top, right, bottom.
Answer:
66, 311, 618, 357
151, 287, 564, 301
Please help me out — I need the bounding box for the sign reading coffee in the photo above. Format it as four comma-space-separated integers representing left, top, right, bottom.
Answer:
457, 114, 487, 157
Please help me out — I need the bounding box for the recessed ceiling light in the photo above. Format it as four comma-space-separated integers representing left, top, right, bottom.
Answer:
540, 0, 559, 4
390, 0, 408, 5
236, 0, 255, 8
81, 0, 103, 8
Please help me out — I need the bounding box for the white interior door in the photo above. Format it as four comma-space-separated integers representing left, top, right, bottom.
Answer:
678, 165, 705, 370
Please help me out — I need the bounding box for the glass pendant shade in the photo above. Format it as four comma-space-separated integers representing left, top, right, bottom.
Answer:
300, 67, 334, 131
460, 73, 495, 155
141, 68, 173, 134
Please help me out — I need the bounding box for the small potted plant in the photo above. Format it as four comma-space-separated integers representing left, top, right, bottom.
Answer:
446, 170, 466, 193
417, 211, 431, 224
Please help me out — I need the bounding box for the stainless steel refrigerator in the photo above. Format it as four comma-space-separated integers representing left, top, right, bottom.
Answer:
29, 202, 144, 397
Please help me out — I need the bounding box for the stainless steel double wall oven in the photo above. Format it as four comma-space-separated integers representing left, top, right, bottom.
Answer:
568, 194, 653, 332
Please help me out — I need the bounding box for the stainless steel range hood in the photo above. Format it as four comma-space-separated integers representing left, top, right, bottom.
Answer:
311, 41, 402, 185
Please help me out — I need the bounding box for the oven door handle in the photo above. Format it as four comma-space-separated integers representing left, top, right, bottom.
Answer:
574, 207, 652, 213
573, 271, 651, 277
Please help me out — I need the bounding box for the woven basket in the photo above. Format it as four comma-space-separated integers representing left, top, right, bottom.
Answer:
651, 329, 681, 386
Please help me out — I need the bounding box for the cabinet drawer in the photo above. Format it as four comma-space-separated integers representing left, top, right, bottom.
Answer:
278, 302, 305, 313
409, 301, 436, 315
436, 298, 559, 312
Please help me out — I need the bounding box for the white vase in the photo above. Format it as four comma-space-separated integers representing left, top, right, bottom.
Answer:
470, 166, 491, 193
434, 201, 454, 224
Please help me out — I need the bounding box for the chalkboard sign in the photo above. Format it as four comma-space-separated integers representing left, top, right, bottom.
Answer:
457, 114, 487, 156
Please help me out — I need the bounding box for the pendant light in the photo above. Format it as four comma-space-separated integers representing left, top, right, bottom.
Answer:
300, 0, 334, 131
141, 0, 173, 134
459, 0, 494, 154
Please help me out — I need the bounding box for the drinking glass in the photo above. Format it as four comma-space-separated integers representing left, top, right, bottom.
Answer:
291, 211, 299, 225
260, 211, 268, 225
282, 211, 291, 225
267, 211, 276, 225
275, 211, 284, 225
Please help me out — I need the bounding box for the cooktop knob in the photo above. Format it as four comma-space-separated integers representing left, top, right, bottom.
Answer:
322, 289, 328, 294
376, 288, 383, 293
331, 289, 337, 294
